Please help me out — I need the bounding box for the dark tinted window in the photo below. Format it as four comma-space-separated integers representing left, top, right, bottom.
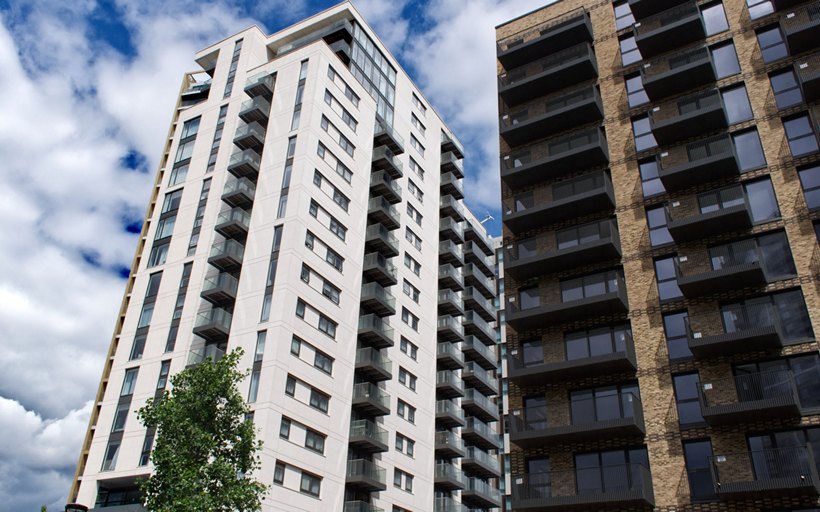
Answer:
646, 206, 672, 246
711, 42, 740, 78
702, 3, 728, 35
673, 372, 704, 426
770, 69, 803, 110
683, 440, 715, 500
655, 256, 683, 301
664, 311, 692, 360
639, 159, 664, 197
784, 115, 819, 157
745, 179, 780, 222
722, 85, 753, 124
756, 26, 787, 63
733, 130, 767, 171
800, 164, 820, 210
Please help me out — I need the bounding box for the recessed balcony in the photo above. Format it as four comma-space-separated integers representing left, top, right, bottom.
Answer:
365, 223, 399, 258
232, 121, 266, 153
782, 4, 820, 56
439, 263, 465, 291
463, 311, 496, 346
244, 72, 274, 100
634, 2, 705, 59
355, 347, 392, 382
351, 382, 390, 416
374, 119, 405, 155
666, 188, 752, 243
462, 417, 501, 451
440, 216, 465, 244
649, 88, 728, 146
192, 308, 232, 342
686, 303, 786, 358
207, 239, 244, 273
462, 389, 499, 423
463, 447, 502, 479
463, 362, 499, 396
699, 370, 803, 426
440, 195, 466, 222
501, 126, 609, 189
511, 463, 655, 510
436, 370, 465, 399
463, 264, 495, 300
628, 0, 689, 20
438, 315, 465, 343
658, 134, 739, 192
238, 96, 271, 126
507, 332, 637, 386
441, 152, 464, 178
358, 314, 394, 349
439, 240, 465, 268
370, 170, 402, 204
440, 172, 464, 200
200, 272, 239, 305
328, 39, 352, 65
226, 149, 260, 181
641, 46, 716, 101
436, 399, 466, 428
215, 207, 251, 240
463, 286, 495, 323
710, 446, 820, 499
676, 248, 768, 298
463, 336, 497, 371
435, 463, 466, 491
372, 146, 403, 179
437, 341, 466, 370
798, 53, 820, 102
435, 431, 466, 458
362, 252, 397, 287
500, 85, 603, 146
438, 289, 464, 317
346, 459, 387, 493
348, 419, 388, 453
462, 478, 502, 509
497, 7, 592, 69
503, 171, 615, 233
498, 42, 598, 107
367, 196, 401, 230
221, 176, 255, 209
441, 131, 465, 159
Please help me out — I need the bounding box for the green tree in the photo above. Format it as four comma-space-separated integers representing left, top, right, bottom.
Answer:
137, 348, 267, 511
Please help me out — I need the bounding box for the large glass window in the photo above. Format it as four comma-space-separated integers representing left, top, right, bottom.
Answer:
709, 231, 795, 278
613, 0, 634, 30
721, 85, 753, 124
523, 395, 547, 429
735, 354, 820, 409
702, 3, 729, 35
711, 42, 740, 78
746, 0, 774, 20
625, 73, 648, 108
620, 35, 641, 66
560, 270, 622, 302
673, 372, 704, 426
733, 129, 767, 171
663, 311, 692, 360
770, 69, 803, 110
654, 256, 683, 301
720, 289, 813, 342
683, 440, 716, 500
745, 179, 780, 222
574, 447, 649, 493
521, 339, 544, 367
570, 383, 640, 423
632, 116, 656, 152
121, 368, 139, 396
783, 114, 819, 157
646, 206, 672, 247
565, 325, 630, 361
639, 159, 664, 197
756, 26, 788, 63
799, 164, 820, 210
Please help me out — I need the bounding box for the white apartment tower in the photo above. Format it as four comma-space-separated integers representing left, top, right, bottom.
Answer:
68, 3, 501, 511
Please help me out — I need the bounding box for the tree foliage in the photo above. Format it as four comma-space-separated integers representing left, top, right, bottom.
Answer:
137, 349, 267, 511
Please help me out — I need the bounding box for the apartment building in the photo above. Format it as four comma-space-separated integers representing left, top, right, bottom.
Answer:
497, 0, 820, 511
68, 3, 502, 511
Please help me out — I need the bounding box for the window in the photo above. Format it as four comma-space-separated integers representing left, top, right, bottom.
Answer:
613, 0, 634, 30
147, 241, 169, 267
279, 418, 291, 439
400, 337, 418, 360
712, 42, 741, 78
406, 203, 422, 225
397, 400, 416, 423
174, 140, 195, 162
121, 368, 139, 396
625, 73, 648, 108
663, 311, 692, 360
770, 69, 803, 110
305, 429, 326, 454
254, 331, 266, 362
395, 433, 415, 456
323, 89, 357, 132
139, 432, 154, 466
101, 440, 120, 471
310, 389, 329, 412
556, 219, 612, 249
570, 383, 640, 423
130, 332, 147, 361
710, 231, 795, 278
799, 164, 820, 210
683, 440, 716, 500
574, 448, 649, 493
405, 228, 422, 251
404, 253, 421, 276
161, 190, 183, 213
399, 367, 417, 391
248, 370, 260, 403
412, 93, 427, 115
111, 403, 129, 432
394, 468, 414, 492
320, 115, 354, 157
783, 114, 819, 157
156, 360, 171, 389
168, 163, 188, 186
639, 159, 664, 197
673, 372, 704, 426
273, 461, 285, 484
721, 85, 753, 125
154, 215, 176, 240
316, 142, 353, 183
735, 354, 820, 409
560, 270, 622, 302
411, 113, 425, 134
402, 307, 419, 331
322, 281, 340, 304
646, 206, 672, 246
654, 256, 683, 301
722, 290, 813, 342
632, 116, 656, 152
295, 299, 306, 318
702, 3, 728, 35
318, 314, 336, 339
314, 350, 333, 375
747, 0, 774, 20
619, 35, 641, 66
756, 26, 787, 63
565, 325, 631, 361
285, 376, 296, 397
745, 179, 780, 221
408, 180, 423, 202
403, 279, 420, 303
137, 303, 154, 329
181, 116, 201, 139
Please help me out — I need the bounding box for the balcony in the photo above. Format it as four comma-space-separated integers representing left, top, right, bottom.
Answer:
462, 478, 502, 509
346, 459, 387, 493
463, 311, 496, 346
658, 134, 739, 192
642, 46, 716, 101
238, 96, 271, 125
441, 131, 465, 159
438, 289, 464, 317
438, 315, 465, 343
628, 0, 688, 19
464, 242, 493, 278
365, 223, 399, 258
501, 126, 609, 189
441, 152, 465, 178
348, 419, 389, 453
186, 344, 226, 367
372, 146, 403, 179
439, 240, 465, 267
434, 497, 468, 512
463, 362, 499, 396
505, 220, 621, 281
367, 196, 400, 230
351, 382, 390, 416
511, 464, 655, 510
200, 272, 239, 305
435, 430, 467, 458
463, 264, 495, 300
436, 370, 465, 398
439, 263, 465, 291
244, 72, 274, 100
462, 417, 501, 450
503, 171, 615, 233
676, 245, 769, 298
649, 88, 728, 146
498, 42, 598, 107
462, 389, 499, 423
440, 216, 465, 244
782, 4, 820, 56
208, 239, 244, 272
634, 2, 705, 59
358, 314, 394, 349
463, 336, 497, 371
666, 187, 752, 242
463, 447, 501, 479
374, 119, 405, 155
797, 53, 820, 102
221, 176, 255, 209
355, 347, 392, 382
435, 463, 465, 491
440, 172, 464, 200
440, 194, 465, 222
226, 149, 260, 181
328, 39, 352, 64
687, 303, 786, 358
509, 393, 645, 448
436, 399, 466, 428
362, 252, 397, 287
463, 287, 495, 323
215, 208, 251, 240
232, 121, 265, 153
699, 370, 803, 426
507, 332, 637, 386
437, 342, 466, 370
344, 501, 383, 512
497, 7, 592, 69
192, 308, 232, 342
500, 85, 603, 147
370, 170, 402, 204
506, 278, 628, 332
465, 221, 494, 257
710, 446, 820, 499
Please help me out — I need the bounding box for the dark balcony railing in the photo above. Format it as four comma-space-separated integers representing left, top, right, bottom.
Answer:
462, 417, 501, 450
436, 399, 466, 428
441, 131, 465, 159
629, 0, 689, 20
238, 96, 271, 125
439, 263, 465, 291
665, 185, 751, 242
369, 170, 402, 204
193, 308, 232, 342
351, 382, 390, 416
634, 2, 705, 58
503, 171, 615, 233
372, 146, 403, 179
797, 53, 820, 103
244, 72, 274, 100
358, 314, 394, 348
686, 303, 785, 358
435, 430, 467, 458
437, 342, 466, 370
365, 223, 399, 258
346, 459, 387, 492
677, 242, 768, 297
500, 85, 603, 146
215, 207, 251, 240
233, 121, 266, 153
501, 126, 608, 189
362, 252, 397, 287
497, 7, 592, 69
658, 133, 738, 192
355, 347, 392, 382
208, 238, 244, 272
699, 370, 802, 426
641, 45, 716, 101
374, 119, 405, 155
227, 149, 260, 180
511, 463, 655, 510
781, 4, 820, 56
367, 196, 401, 230
200, 272, 239, 305
507, 331, 637, 385
348, 419, 389, 453
499, 42, 598, 106
710, 446, 820, 499
221, 176, 256, 209
649, 88, 728, 146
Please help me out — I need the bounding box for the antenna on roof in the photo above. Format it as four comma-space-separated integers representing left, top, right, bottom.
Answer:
480, 214, 495, 225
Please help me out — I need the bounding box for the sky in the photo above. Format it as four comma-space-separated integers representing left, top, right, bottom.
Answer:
0, 0, 554, 509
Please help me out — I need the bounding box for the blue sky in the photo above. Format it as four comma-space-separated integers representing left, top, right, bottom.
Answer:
0, 0, 552, 508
